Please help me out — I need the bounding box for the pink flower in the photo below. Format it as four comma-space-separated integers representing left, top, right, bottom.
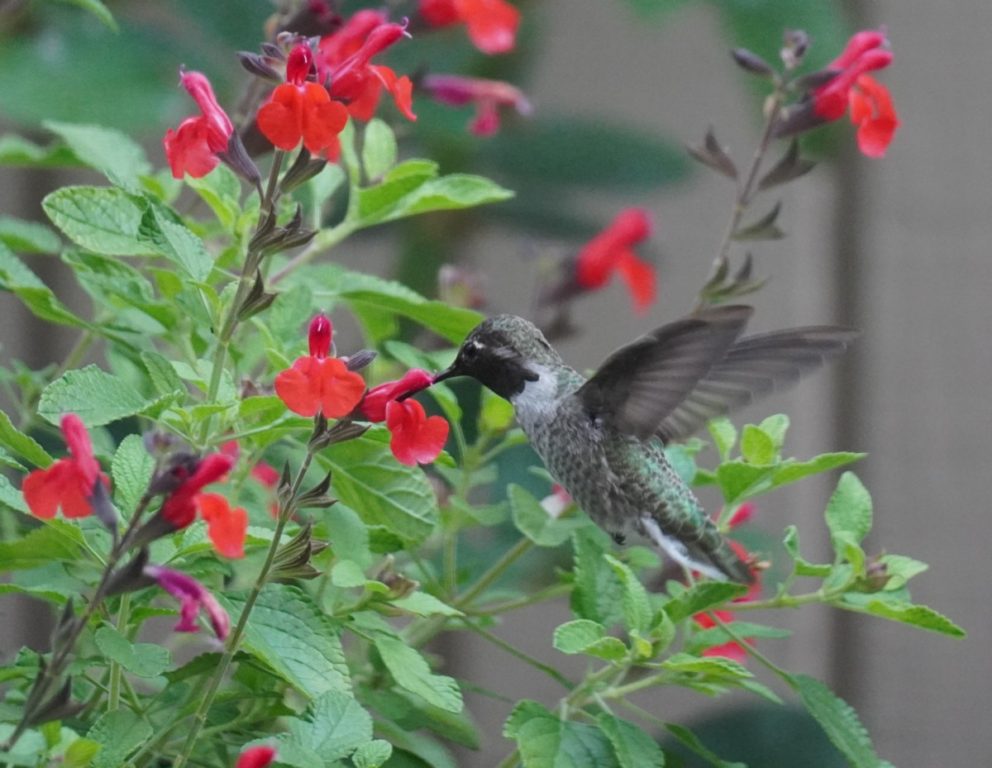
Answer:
420, 0, 520, 55
22, 414, 108, 519
385, 399, 449, 466
576, 208, 657, 312
848, 75, 899, 158
236, 746, 277, 768
144, 565, 230, 640
421, 74, 531, 136
163, 70, 234, 178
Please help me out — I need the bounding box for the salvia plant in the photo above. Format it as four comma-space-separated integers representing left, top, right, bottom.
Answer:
0, 2, 961, 768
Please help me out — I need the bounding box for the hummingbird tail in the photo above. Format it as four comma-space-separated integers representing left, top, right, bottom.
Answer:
640, 517, 754, 584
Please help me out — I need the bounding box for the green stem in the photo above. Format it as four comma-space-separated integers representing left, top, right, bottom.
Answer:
454, 536, 533, 609
170, 445, 316, 768
468, 582, 572, 616
106, 592, 130, 712
704, 610, 793, 684
460, 619, 575, 690
495, 748, 521, 768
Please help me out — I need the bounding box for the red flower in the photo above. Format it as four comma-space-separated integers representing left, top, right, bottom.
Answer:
274, 314, 366, 418
359, 368, 434, 422
144, 565, 230, 640
848, 75, 899, 158
257, 44, 349, 155
163, 70, 234, 179
385, 399, 449, 466
236, 746, 277, 768
23, 414, 108, 519
160, 453, 235, 530
197, 493, 248, 559
813, 30, 893, 120
420, 0, 520, 55
318, 20, 416, 122
576, 208, 657, 312
421, 74, 531, 136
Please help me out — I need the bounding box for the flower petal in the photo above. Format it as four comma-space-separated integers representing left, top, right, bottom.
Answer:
257, 84, 304, 151
236, 746, 278, 768
614, 250, 657, 312
198, 493, 248, 559
275, 357, 322, 417
456, 0, 520, 54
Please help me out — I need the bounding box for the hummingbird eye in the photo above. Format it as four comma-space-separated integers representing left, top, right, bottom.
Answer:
462, 340, 483, 361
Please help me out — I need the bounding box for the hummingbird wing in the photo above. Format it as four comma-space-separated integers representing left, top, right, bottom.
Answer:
654, 326, 860, 443
575, 305, 753, 440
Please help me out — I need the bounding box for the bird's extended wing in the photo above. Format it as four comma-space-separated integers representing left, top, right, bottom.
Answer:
576, 305, 754, 440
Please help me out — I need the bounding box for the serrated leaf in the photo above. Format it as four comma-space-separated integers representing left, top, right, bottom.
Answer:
552, 619, 607, 654
362, 118, 397, 181
740, 425, 776, 465
357, 172, 513, 227
662, 652, 752, 680
146, 208, 214, 282
604, 555, 652, 634
111, 434, 153, 514
0, 133, 81, 167
825, 472, 872, 549
515, 715, 620, 768
841, 597, 966, 638
504, 700, 554, 739
715, 460, 772, 504
708, 418, 737, 462
0, 473, 29, 514
771, 452, 865, 487
94, 626, 170, 678
44, 122, 148, 192
64, 737, 101, 767
0, 243, 91, 329
285, 690, 373, 762
664, 581, 747, 623
352, 739, 393, 768
876, 554, 929, 590
598, 714, 665, 768
391, 591, 463, 617
571, 528, 625, 628
0, 519, 86, 569
0, 215, 61, 253
510, 483, 587, 547
87, 709, 152, 768
0, 408, 52, 468
793, 674, 888, 768
757, 414, 789, 448
38, 365, 157, 427
317, 433, 437, 544
227, 584, 351, 699
140, 351, 185, 397
374, 635, 463, 713
43, 186, 157, 256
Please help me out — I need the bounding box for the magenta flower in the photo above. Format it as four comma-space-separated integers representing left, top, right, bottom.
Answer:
235, 745, 277, 768
144, 565, 230, 640
421, 74, 531, 136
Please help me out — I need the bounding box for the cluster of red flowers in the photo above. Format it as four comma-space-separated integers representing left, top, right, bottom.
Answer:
275, 315, 449, 466
575, 208, 657, 313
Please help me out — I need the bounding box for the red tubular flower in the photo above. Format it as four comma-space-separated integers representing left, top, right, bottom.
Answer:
23, 414, 107, 519
420, 0, 520, 55
421, 74, 531, 136
385, 399, 449, 466
275, 314, 366, 418
359, 368, 434, 422
848, 75, 899, 158
318, 19, 416, 122
163, 70, 234, 179
160, 453, 235, 530
197, 493, 248, 558
144, 565, 230, 640
257, 44, 350, 155
576, 208, 657, 312
236, 746, 277, 768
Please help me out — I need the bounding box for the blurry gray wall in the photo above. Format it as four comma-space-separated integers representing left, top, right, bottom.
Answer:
2, 0, 991, 766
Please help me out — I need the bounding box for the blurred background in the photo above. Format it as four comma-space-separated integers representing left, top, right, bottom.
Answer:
0, 0, 988, 765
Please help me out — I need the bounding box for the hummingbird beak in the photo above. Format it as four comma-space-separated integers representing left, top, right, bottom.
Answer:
432, 363, 462, 385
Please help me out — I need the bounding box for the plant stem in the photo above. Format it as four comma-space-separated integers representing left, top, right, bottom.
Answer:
106, 592, 130, 712
455, 536, 533, 609
170, 444, 316, 768
468, 582, 572, 616
459, 619, 575, 690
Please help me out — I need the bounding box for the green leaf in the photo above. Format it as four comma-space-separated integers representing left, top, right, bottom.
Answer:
365, 687, 479, 749
64, 737, 101, 767
0, 408, 52, 467
0, 473, 29, 514
825, 472, 872, 550
793, 673, 888, 768
146, 208, 214, 282
186, 164, 242, 228
111, 435, 154, 514
782, 525, 831, 577
318, 433, 438, 544
510, 484, 587, 547
140, 351, 186, 397
38, 365, 157, 427
841, 597, 966, 638
664, 581, 747, 623
740, 424, 776, 465
0, 520, 86, 570
480, 389, 515, 433
552, 619, 627, 661
43, 186, 157, 256
504, 700, 554, 739
0, 243, 91, 329
0, 133, 80, 167
373, 635, 463, 713
515, 716, 620, 768
715, 460, 772, 504
87, 709, 152, 768
227, 584, 351, 699
662, 652, 752, 680
771, 452, 865, 487
93, 626, 170, 678
604, 555, 653, 634
44, 122, 148, 192
362, 118, 397, 181
285, 690, 373, 762
391, 591, 464, 617
876, 554, 928, 590
0, 215, 61, 253
571, 528, 625, 628
597, 714, 665, 768
708, 418, 737, 462
55, 0, 118, 31
352, 739, 393, 768
758, 414, 789, 449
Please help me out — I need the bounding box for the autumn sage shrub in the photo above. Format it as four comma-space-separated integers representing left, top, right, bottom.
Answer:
0, 3, 960, 768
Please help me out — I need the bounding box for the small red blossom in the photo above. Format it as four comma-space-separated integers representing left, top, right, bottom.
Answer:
385, 399, 449, 466
257, 44, 349, 155
275, 314, 366, 418
23, 414, 108, 520
160, 453, 235, 530
848, 75, 899, 158
359, 368, 434, 422
421, 74, 531, 136
576, 208, 657, 312
163, 70, 234, 179
420, 0, 520, 55
320, 20, 416, 122
197, 493, 248, 559
145, 565, 230, 639
236, 746, 277, 768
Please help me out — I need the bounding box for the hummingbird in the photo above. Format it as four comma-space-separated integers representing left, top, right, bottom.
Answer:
433, 305, 858, 583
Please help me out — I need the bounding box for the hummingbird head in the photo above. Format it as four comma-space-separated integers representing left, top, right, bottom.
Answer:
434, 314, 562, 399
